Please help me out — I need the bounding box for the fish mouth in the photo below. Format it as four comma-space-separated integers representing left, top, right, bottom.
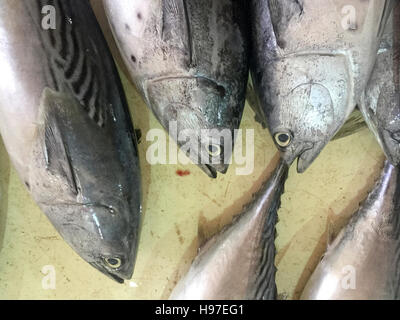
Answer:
296, 142, 324, 173
89, 260, 134, 284
36, 202, 136, 284
279, 141, 319, 173
216, 163, 229, 174
198, 164, 218, 179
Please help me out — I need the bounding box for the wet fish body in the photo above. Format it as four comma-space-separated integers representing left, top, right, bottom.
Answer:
170, 160, 288, 300
0, 0, 141, 283
361, 3, 400, 166
301, 161, 400, 300
250, 0, 393, 173
103, 0, 250, 178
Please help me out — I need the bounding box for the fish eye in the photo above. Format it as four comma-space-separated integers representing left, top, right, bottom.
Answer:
390, 131, 400, 142
274, 132, 292, 148
104, 257, 122, 269
207, 144, 221, 157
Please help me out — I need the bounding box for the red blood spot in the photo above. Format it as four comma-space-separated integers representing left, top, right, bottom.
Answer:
176, 169, 191, 177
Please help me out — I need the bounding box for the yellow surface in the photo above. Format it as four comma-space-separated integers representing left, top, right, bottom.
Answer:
0, 2, 385, 299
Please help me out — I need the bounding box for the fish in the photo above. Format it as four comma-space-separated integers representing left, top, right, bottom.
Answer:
0, 0, 142, 283
169, 159, 288, 300
301, 161, 400, 300
102, 0, 250, 178
250, 0, 394, 173
361, 3, 400, 166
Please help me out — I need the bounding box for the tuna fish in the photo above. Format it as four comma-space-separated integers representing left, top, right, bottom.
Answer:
170, 159, 288, 300
102, 0, 250, 178
361, 3, 400, 166
301, 161, 400, 300
0, 0, 141, 283
250, 0, 394, 173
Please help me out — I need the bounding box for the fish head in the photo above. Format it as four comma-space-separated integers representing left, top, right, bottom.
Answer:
253, 52, 351, 173
147, 76, 242, 178
79, 203, 138, 284
268, 82, 336, 173
33, 157, 140, 283
32, 152, 141, 283
77, 159, 141, 284
55, 203, 138, 283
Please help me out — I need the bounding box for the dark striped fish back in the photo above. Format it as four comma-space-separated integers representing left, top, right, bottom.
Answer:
246, 164, 288, 300
24, 0, 113, 128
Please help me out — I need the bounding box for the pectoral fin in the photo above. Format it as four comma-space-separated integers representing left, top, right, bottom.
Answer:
162, 0, 192, 65
37, 88, 79, 195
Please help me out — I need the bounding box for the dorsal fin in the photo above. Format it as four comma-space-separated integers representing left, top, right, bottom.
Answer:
162, 0, 193, 66
268, 0, 304, 49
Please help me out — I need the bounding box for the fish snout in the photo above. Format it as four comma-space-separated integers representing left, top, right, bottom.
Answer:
40, 202, 136, 283
277, 139, 322, 173
296, 141, 325, 173
90, 258, 133, 284
270, 81, 335, 172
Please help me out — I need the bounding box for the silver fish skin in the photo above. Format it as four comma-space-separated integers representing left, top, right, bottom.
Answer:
361, 3, 400, 166
102, 0, 250, 178
246, 76, 368, 141
250, 0, 394, 173
301, 161, 400, 300
0, 0, 141, 283
169, 160, 288, 300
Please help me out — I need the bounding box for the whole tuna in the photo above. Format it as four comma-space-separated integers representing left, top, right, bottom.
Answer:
102, 0, 250, 178
0, 0, 141, 283
250, 0, 394, 173
301, 161, 400, 300
170, 159, 288, 300
361, 3, 400, 166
